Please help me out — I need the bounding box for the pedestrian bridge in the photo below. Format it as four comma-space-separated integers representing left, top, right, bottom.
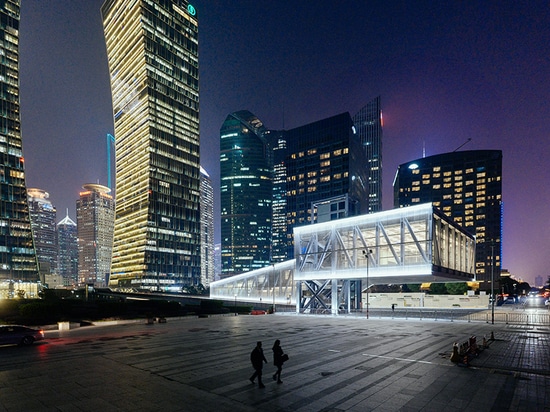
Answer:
210, 203, 476, 314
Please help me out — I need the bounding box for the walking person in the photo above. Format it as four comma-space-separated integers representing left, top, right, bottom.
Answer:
272, 339, 285, 384
249, 341, 267, 388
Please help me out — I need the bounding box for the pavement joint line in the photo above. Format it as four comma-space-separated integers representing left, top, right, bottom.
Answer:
361, 353, 434, 365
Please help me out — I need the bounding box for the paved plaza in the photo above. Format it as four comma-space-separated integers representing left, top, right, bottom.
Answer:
0, 311, 548, 411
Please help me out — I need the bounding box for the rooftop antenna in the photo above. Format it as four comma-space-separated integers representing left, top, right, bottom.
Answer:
453, 138, 472, 152
422, 140, 426, 158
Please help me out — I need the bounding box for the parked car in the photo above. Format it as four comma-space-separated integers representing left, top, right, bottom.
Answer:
0, 325, 44, 346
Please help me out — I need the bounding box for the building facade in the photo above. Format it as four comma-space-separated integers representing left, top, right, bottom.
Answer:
220, 111, 272, 277
27, 188, 57, 280
393, 150, 502, 288
200, 166, 214, 287
77, 184, 115, 287
0, 0, 39, 282
353, 96, 383, 213
102, 0, 201, 291
57, 212, 78, 286
282, 112, 368, 259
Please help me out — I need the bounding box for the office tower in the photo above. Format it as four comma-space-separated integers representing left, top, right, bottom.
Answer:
282, 112, 368, 259
220, 111, 273, 277
102, 0, 201, 290
57, 211, 78, 286
77, 184, 115, 287
270, 132, 287, 263
0, 1, 39, 282
27, 189, 57, 280
394, 150, 502, 288
353, 96, 383, 213
200, 167, 214, 287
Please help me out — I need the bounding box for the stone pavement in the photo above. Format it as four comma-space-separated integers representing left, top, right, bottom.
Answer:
0, 313, 548, 411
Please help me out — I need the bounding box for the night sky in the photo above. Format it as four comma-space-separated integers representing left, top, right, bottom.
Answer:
18, 1, 550, 285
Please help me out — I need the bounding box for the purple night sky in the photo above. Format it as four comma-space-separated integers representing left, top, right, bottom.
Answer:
18, 1, 550, 286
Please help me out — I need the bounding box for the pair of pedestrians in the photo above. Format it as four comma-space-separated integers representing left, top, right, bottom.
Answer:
249, 340, 287, 388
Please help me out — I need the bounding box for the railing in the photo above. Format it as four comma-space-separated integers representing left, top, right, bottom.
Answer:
300, 307, 550, 325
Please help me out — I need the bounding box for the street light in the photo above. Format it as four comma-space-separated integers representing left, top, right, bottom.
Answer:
491, 242, 495, 325
362, 249, 372, 319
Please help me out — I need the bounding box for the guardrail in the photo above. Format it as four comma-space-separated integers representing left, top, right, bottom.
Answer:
303, 308, 550, 325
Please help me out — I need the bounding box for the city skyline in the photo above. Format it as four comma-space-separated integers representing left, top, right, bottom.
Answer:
18, 1, 550, 285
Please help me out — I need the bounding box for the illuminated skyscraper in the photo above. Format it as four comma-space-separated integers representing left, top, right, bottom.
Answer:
77, 184, 115, 287
102, 0, 201, 290
0, 1, 39, 282
394, 150, 502, 288
353, 96, 383, 213
282, 112, 368, 259
57, 212, 78, 286
220, 111, 272, 277
27, 189, 57, 280
200, 167, 214, 287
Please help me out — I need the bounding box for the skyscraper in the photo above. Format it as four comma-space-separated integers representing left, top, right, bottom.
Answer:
200, 166, 214, 287
394, 150, 502, 288
76, 184, 114, 287
102, 0, 201, 290
0, 1, 39, 282
27, 189, 57, 280
220, 110, 370, 273
282, 112, 368, 259
220, 111, 272, 277
353, 96, 383, 213
57, 211, 78, 286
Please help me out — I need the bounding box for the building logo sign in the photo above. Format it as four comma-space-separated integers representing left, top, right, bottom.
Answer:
187, 4, 196, 16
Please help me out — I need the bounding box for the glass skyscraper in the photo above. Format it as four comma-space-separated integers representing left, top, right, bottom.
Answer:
0, 0, 39, 282
27, 189, 57, 280
57, 212, 78, 287
394, 150, 502, 288
220, 111, 272, 277
200, 166, 214, 287
102, 0, 200, 290
353, 96, 383, 213
77, 184, 115, 287
282, 112, 368, 259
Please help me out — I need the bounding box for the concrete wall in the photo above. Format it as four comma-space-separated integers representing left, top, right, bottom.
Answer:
364, 292, 489, 309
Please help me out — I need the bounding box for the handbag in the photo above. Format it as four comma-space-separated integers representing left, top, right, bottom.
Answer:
281, 353, 289, 363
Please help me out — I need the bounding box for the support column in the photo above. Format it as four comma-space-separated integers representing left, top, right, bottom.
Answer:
331, 279, 338, 315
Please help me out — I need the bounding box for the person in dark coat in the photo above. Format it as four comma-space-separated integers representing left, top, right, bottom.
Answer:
272, 339, 284, 383
249, 341, 267, 388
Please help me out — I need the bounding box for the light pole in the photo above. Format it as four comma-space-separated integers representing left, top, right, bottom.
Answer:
491, 241, 495, 325
272, 264, 276, 314
362, 249, 372, 319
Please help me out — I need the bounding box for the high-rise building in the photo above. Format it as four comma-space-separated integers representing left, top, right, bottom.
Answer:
394, 150, 502, 288
27, 189, 57, 280
200, 167, 214, 287
270, 132, 287, 263
220, 111, 272, 277
353, 96, 383, 213
220, 110, 370, 274
282, 112, 368, 259
77, 184, 115, 287
0, 1, 39, 282
57, 211, 78, 286
102, 0, 201, 290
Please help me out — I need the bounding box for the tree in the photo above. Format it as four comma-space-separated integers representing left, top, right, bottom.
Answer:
428, 283, 448, 294
445, 282, 468, 295
404, 284, 421, 292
